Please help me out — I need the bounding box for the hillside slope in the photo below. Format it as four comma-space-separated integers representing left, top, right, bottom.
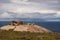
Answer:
0, 20, 52, 33
0, 24, 52, 33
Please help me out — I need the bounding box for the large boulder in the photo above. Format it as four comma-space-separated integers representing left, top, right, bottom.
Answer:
8, 20, 23, 26
15, 20, 23, 25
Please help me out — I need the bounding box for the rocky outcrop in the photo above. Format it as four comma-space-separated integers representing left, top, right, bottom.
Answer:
0, 20, 52, 33
8, 20, 23, 26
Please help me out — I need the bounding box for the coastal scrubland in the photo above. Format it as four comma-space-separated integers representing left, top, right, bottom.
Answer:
0, 30, 60, 40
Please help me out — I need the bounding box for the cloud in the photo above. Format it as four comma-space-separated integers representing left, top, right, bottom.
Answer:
0, 12, 56, 18
0, 12, 11, 18
56, 11, 60, 17
29, 0, 59, 11
0, 0, 60, 19
10, 0, 29, 3
0, 0, 10, 3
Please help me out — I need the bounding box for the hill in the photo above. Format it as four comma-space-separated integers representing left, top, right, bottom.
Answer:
0, 20, 52, 33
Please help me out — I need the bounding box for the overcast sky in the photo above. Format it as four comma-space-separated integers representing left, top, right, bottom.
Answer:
0, 0, 60, 19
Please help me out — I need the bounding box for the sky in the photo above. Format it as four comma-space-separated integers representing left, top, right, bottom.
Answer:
0, 0, 60, 21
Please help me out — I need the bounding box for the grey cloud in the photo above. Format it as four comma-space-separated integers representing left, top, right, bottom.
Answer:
28, 0, 58, 3
0, 0, 60, 19
0, 0, 10, 3
28, 0, 60, 11
7, 12, 57, 18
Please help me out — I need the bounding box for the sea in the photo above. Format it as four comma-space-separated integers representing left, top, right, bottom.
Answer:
0, 21, 60, 33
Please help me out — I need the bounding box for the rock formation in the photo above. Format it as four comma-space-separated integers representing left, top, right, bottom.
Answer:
0, 20, 52, 33
8, 20, 23, 26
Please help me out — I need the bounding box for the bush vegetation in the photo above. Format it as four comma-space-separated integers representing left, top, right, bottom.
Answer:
0, 29, 60, 40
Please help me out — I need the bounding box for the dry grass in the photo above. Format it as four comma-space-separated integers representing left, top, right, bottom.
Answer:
0, 30, 60, 40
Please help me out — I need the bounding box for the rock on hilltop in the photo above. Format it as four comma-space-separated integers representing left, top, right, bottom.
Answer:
0, 20, 52, 33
